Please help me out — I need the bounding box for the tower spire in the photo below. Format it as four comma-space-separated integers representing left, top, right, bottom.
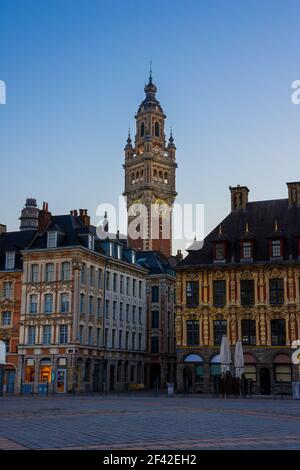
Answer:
149, 59, 152, 83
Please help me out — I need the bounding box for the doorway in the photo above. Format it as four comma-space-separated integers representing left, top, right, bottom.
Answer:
109, 365, 115, 391
183, 367, 193, 394
150, 364, 161, 389
56, 369, 67, 393
93, 361, 100, 392
5, 368, 15, 394
260, 367, 271, 395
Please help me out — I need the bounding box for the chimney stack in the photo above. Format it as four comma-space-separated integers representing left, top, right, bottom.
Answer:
287, 182, 300, 206
229, 185, 249, 211
0, 224, 7, 235
38, 202, 52, 233
79, 209, 90, 228
175, 249, 183, 264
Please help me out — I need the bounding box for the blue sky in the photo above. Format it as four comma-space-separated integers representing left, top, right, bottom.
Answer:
1, 0, 300, 253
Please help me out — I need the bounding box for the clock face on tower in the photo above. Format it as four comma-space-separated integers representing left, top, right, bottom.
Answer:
128, 199, 142, 216
154, 198, 169, 216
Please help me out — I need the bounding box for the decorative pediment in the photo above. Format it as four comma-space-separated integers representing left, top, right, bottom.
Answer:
186, 272, 199, 281
269, 267, 283, 279
213, 271, 225, 280
240, 270, 253, 280
267, 308, 288, 318
0, 329, 12, 340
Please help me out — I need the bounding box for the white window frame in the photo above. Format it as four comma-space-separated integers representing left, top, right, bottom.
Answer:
47, 231, 58, 248
45, 263, 55, 282
2, 311, 12, 326
5, 252, 15, 270
3, 282, 13, 298
88, 234, 95, 251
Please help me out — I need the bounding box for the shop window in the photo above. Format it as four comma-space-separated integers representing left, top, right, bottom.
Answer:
274, 364, 292, 383
195, 365, 204, 381
244, 364, 257, 382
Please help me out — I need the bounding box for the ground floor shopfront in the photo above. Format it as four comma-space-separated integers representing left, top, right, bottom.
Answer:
176, 347, 298, 395
14, 346, 146, 395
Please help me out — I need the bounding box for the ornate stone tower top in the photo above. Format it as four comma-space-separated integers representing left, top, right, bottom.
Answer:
123, 71, 177, 258
19, 198, 39, 231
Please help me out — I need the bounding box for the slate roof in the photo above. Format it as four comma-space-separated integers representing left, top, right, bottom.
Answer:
0, 230, 37, 270
178, 198, 300, 268
136, 251, 176, 277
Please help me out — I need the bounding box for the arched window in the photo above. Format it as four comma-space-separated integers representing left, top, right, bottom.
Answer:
140, 170, 144, 181
153, 169, 157, 180
131, 173, 135, 184
140, 122, 145, 137
158, 171, 163, 182
155, 122, 160, 137
136, 171, 139, 182
164, 172, 168, 184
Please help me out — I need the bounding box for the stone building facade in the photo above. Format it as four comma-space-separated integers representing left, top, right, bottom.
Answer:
16, 204, 148, 394
176, 183, 300, 395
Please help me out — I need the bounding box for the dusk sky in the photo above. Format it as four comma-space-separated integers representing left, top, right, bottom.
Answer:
1, 0, 300, 254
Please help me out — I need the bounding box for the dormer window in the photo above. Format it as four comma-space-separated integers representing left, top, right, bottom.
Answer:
5, 252, 15, 270
241, 241, 253, 261
88, 234, 95, 251
47, 231, 57, 248
270, 239, 282, 258
214, 243, 226, 262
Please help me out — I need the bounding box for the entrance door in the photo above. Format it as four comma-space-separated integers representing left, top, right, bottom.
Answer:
109, 365, 115, 391
183, 367, 193, 393
93, 362, 100, 392
56, 369, 67, 393
6, 369, 15, 394
150, 364, 161, 389
260, 368, 271, 395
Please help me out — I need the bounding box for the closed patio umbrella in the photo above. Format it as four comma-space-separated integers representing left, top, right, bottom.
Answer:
234, 340, 244, 378
220, 335, 231, 374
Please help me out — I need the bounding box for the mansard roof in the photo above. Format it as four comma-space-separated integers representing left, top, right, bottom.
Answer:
136, 250, 176, 277
178, 198, 300, 268
0, 230, 36, 270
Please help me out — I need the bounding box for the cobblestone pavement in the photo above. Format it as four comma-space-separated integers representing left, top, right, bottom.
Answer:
0, 394, 300, 450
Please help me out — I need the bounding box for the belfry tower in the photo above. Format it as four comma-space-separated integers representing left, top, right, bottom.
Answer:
123, 71, 177, 258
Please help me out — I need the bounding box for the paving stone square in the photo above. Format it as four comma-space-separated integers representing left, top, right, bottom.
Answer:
0, 394, 300, 450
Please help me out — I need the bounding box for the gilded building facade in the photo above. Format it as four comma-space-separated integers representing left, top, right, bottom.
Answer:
176, 183, 300, 395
